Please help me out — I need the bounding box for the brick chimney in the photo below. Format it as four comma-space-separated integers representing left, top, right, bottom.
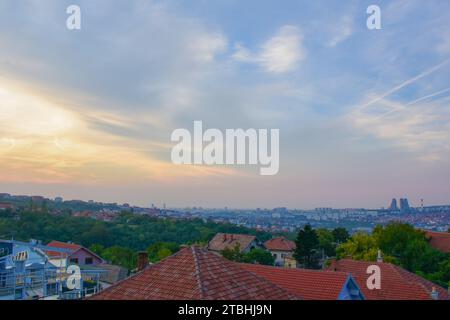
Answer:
137, 251, 148, 272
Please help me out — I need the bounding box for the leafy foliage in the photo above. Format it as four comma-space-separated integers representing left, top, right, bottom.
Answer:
221, 244, 275, 265
316, 228, 336, 257
332, 227, 350, 244
337, 222, 449, 288
146, 242, 180, 263
0, 209, 271, 270
293, 224, 320, 269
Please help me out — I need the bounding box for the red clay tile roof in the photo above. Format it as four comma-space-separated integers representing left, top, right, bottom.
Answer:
264, 237, 296, 251
208, 233, 257, 252
241, 263, 353, 300
45, 241, 104, 262
328, 259, 449, 300
425, 231, 450, 253
89, 246, 299, 300
45, 241, 81, 258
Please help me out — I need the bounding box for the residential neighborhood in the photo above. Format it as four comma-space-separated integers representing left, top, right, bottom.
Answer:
2, 227, 447, 301
90, 232, 449, 300
0, 239, 127, 300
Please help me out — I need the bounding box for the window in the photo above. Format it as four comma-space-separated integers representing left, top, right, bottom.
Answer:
69, 258, 78, 264
85, 257, 93, 265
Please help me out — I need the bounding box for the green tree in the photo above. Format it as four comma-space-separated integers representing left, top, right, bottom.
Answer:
373, 222, 442, 272
41, 200, 48, 212
147, 242, 180, 263
336, 232, 384, 261
221, 244, 245, 262
332, 227, 350, 244
89, 244, 105, 256
336, 222, 449, 288
293, 224, 320, 269
316, 228, 336, 257
101, 246, 137, 271
243, 248, 275, 265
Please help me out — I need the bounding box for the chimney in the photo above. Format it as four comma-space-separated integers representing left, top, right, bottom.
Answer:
377, 250, 383, 263
137, 251, 148, 272
431, 287, 439, 300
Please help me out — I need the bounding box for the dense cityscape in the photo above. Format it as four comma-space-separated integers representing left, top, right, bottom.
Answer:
1, 191, 449, 302
2, 193, 448, 233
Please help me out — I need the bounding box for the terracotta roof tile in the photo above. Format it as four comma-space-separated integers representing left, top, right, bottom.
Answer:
90, 246, 299, 300
327, 259, 449, 300
207, 233, 257, 252
45, 240, 81, 258
240, 263, 354, 300
264, 237, 296, 251
45, 241, 104, 262
425, 231, 450, 253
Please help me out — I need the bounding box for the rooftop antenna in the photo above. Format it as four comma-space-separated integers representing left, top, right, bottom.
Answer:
377, 250, 383, 263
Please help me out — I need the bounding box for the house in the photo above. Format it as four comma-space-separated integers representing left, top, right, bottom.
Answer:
425, 230, 450, 253
240, 263, 364, 300
89, 246, 299, 300
0, 240, 56, 300
207, 233, 260, 253
98, 263, 128, 288
328, 259, 449, 300
1, 239, 106, 300
264, 237, 296, 267
45, 241, 104, 268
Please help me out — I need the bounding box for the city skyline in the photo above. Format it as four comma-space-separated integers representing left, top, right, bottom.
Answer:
2, 191, 447, 211
1, 1, 450, 208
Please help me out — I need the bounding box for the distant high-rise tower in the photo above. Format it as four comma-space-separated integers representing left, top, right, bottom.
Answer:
399, 198, 410, 212
388, 198, 399, 211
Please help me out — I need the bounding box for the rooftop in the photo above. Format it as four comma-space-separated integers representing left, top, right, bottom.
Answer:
90, 246, 299, 300
45, 241, 104, 262
425, 230, 450, 253
328, 259, 449, 300
207, 233, 257, 252
240, 263, 357, 300
264, 237, 296, 251
45, 240, 82, 258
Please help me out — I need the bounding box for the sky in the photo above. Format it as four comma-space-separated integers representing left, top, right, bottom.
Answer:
0, 0, 450, 209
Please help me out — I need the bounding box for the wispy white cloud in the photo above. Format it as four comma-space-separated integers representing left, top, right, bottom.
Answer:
327, 15, 353, 47
349, 94, 450, 160
232, 25, 305, 74
188, 32, 227, 63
